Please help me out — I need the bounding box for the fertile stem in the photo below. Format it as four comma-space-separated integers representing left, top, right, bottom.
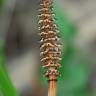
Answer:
38, 0, 61, 96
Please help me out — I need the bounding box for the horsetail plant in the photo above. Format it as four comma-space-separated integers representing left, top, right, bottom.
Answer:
38, 0, 61, 96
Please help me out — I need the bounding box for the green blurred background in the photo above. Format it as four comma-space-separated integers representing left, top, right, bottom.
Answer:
0, 0, 96, 96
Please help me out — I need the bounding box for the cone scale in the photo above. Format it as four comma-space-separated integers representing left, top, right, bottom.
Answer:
38, 0, 61, 96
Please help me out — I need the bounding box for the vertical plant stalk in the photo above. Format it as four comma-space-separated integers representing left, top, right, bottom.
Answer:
38, 0, 61, 96
48, 80, 56, 96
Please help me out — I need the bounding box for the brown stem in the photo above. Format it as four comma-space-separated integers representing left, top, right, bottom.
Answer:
48, 80, 56, 96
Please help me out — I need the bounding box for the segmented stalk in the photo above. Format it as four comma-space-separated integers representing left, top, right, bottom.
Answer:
38, 0, 61, 96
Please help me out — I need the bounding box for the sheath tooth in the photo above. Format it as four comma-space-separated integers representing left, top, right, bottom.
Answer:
38, 14, 51, 18
51, 57, 61, 60
41, 51, 61, 56
48, 30, 58, 34
40, 31, 55, 35
40, 51, 46, 56
53, 24, 57, 28
38, 20, 43, 24
43, 63, 61, 68
40, 42, 54, 50
38, 19, 51, 24
40, 36, 59, 43
39, 32, 47, 36
40, 49, 49, 55
40, 3, 49, 6
54, 44, 61, 47
41, 57, 61, 62
41, 0, 53, 5
39, 31, 56, 36
40, 4, 53, 10
38, 27, 41, 31
41, 57, 49, 62
38, 8, 49, 12
55, 30, 60, 33
52, 14, 55, 17
41, 25, 50, 29
40, 24, 57, 30
42, 64, 51, 68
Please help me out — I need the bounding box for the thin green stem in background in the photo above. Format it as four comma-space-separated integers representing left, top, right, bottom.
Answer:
0, 42, 19, 96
